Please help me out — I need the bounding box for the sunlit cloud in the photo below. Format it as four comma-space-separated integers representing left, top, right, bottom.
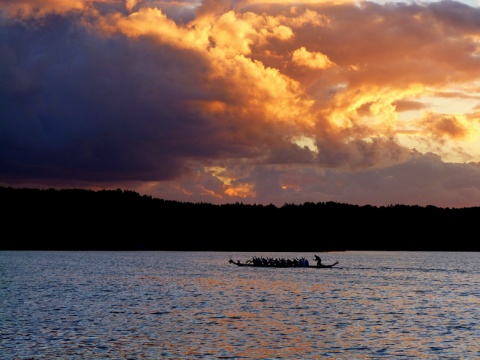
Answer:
420, 113, 470, 140
0, 0, 87, 18
2, 0, 480, 208
292, 47, 336, 69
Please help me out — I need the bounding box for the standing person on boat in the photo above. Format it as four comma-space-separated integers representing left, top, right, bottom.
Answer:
314, 255, 322, 267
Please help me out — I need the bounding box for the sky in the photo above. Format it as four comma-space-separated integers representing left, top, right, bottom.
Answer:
2, 0, 480, 208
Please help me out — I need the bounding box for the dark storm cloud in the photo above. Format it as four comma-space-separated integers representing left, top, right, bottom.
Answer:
0, 11, 267, 184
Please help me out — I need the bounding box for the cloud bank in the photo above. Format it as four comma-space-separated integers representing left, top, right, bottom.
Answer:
1, 0, 480, 207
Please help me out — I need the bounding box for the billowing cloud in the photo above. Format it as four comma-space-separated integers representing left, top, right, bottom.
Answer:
2, 0, 480, 208
292, 46, 336, 69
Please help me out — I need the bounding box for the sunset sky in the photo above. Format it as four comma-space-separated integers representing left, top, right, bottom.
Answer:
2, 0, 480, 207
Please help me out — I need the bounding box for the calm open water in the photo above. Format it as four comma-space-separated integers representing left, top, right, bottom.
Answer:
1, 251, 479, 359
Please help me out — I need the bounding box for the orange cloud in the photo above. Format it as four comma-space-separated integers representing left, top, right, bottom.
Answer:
292, 47, 336, 69
99, 8, 188, 46
421, 113, 469, 140
0, 0, 87, 18
126, 0, 138, 12
393, 100, 427, 112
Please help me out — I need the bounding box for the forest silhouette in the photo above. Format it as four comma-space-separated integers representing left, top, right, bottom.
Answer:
2, 186, 479, 251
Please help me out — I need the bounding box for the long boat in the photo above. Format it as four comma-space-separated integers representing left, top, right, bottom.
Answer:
228, 259, 339, 268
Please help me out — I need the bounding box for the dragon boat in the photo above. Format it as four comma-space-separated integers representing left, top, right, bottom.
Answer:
228, 259, 339, 268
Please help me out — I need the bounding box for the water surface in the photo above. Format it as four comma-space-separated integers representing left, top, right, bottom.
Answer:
1, 251, 479, 358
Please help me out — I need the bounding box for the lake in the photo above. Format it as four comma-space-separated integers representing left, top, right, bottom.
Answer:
1, 251, 479, 359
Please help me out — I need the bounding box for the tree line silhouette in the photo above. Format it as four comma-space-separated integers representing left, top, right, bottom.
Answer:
2, 186, 479, 251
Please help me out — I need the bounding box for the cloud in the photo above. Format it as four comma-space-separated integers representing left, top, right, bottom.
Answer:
420, 113, 470, 140
292, 46, 336, 69
0, 0, 87, 19
126, 0, 139, 12
1, 0, 480, 208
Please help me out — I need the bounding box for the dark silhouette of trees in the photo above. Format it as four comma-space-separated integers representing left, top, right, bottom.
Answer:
1, 186, 479, 251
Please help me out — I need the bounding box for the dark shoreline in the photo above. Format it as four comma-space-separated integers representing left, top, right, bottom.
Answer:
2, 186, 479, 251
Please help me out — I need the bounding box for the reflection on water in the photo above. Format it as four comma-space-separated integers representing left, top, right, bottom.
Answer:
1, 251, 479, 358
